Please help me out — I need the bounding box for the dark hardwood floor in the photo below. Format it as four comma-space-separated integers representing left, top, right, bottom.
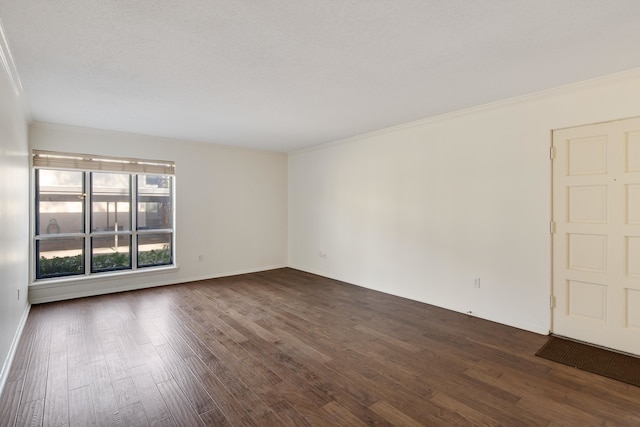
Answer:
2, 268, 640, 426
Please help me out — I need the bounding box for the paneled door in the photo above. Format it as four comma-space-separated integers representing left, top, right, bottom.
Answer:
552, 117, 640, 355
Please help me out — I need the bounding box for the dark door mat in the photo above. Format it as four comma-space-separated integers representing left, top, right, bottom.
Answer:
536, 336, 640, 387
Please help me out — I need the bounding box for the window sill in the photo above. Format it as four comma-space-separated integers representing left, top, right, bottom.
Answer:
29, 264, 179, 289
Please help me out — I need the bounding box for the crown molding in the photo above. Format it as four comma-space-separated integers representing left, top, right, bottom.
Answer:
0, 17, 32, 122
289, 67, 640, 157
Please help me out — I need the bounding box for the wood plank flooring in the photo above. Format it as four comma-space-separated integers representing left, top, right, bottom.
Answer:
2, 268, 640, 426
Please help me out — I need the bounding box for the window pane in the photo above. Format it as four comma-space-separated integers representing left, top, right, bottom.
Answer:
36, 237, 84, 278
91, 172, 131, 232
138, 175, 172, 230
37, 169, 84, 235
137, 233, 172, 267
92, 235, 131, 272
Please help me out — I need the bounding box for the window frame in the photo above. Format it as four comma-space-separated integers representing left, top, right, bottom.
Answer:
31, 150, 176, 283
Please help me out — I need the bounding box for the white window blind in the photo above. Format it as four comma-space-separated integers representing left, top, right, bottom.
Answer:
32, 150, 175, 175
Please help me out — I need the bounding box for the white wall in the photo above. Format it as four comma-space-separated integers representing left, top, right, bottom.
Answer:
29, 122, 288, 303
0, 27, 30, 391
289, 69, 640, 335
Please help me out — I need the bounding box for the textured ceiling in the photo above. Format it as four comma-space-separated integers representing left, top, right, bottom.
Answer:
1, 1, 640, 152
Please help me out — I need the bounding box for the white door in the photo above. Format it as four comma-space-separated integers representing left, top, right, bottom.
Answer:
552, 117, 640, 355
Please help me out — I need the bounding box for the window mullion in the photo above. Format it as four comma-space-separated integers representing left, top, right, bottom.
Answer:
132, 174, 138, 270
85, 171, 91, 275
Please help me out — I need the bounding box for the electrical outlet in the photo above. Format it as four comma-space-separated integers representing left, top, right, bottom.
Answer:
474, 278, 481, 288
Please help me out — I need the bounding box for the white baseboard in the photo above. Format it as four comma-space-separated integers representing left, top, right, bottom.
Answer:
29, 264, 288, 304
0, 303, 31, 397
289, 264, 550, 336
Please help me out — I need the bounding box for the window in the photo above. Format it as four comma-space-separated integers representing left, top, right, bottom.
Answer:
33, 150, 175, 280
